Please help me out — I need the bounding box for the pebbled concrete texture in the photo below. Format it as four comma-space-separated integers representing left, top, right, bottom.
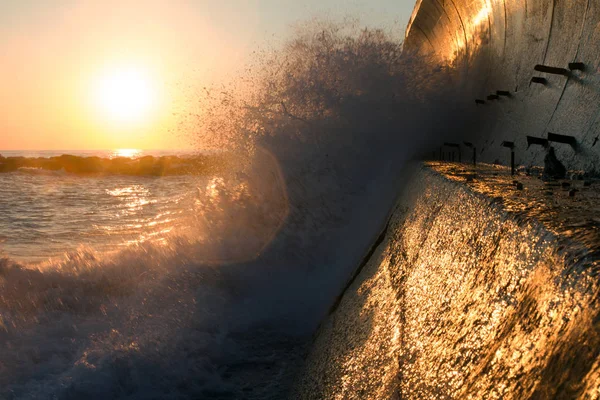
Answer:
291, 164, 600, 399
405, 0, 600, 174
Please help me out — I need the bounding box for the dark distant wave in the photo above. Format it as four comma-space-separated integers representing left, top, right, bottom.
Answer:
0, 153, 232, 176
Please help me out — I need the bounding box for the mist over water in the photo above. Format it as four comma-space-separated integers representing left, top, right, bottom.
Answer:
0, 21, 466, 399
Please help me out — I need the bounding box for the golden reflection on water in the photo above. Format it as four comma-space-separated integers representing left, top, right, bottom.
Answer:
100, 182, 177, 248
111, 148, 142, 159
106, 185, 156, 216
106, 185, 149, 198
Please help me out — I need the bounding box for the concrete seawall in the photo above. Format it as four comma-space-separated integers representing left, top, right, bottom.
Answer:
405, 0, 600, 173
292, 164, 599, 398
291, 1, 600, 396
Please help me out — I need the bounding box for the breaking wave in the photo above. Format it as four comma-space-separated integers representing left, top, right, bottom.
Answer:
0, 21, 468, 398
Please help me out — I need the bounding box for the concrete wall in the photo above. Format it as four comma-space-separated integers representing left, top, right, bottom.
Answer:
292, 166, 600, 399
405, 0, 600, 173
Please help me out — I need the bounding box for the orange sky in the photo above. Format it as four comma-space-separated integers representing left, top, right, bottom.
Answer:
0, 0, 412, 151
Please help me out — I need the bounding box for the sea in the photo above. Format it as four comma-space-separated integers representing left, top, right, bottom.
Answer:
0, 143, 408, 399
0, 150, 201, 263
0, 25, 446, 399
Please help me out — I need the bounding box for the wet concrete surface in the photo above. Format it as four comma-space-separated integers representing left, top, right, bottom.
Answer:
428, 161, 600, 262
292, 163, 600, 399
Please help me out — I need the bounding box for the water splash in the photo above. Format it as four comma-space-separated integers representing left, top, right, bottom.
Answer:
0, 20, 473, 398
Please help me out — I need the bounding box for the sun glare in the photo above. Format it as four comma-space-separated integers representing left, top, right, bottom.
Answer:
112, 148, 142, 158
93, 66, 158, 126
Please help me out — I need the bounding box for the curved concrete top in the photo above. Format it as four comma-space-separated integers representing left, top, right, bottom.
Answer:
405, 0, 600, 173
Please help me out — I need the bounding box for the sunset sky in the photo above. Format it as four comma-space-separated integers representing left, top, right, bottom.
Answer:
0, 1, 414, 151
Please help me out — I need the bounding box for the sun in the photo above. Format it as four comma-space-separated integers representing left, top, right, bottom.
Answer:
92, 65, 158, 126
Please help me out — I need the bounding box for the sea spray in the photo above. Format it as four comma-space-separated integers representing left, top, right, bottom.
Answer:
0, 21, 472, 398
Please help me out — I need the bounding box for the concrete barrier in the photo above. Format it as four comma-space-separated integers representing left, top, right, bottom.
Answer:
292, 165, 600, 399
405, 0, 600, 174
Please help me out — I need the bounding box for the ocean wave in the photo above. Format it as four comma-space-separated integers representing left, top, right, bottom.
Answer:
0, 21, 466, 399
0, 154, 233, 176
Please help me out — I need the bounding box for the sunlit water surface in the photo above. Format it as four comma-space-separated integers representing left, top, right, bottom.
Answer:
0, 171, 204, 262
0, 150, 300, 400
